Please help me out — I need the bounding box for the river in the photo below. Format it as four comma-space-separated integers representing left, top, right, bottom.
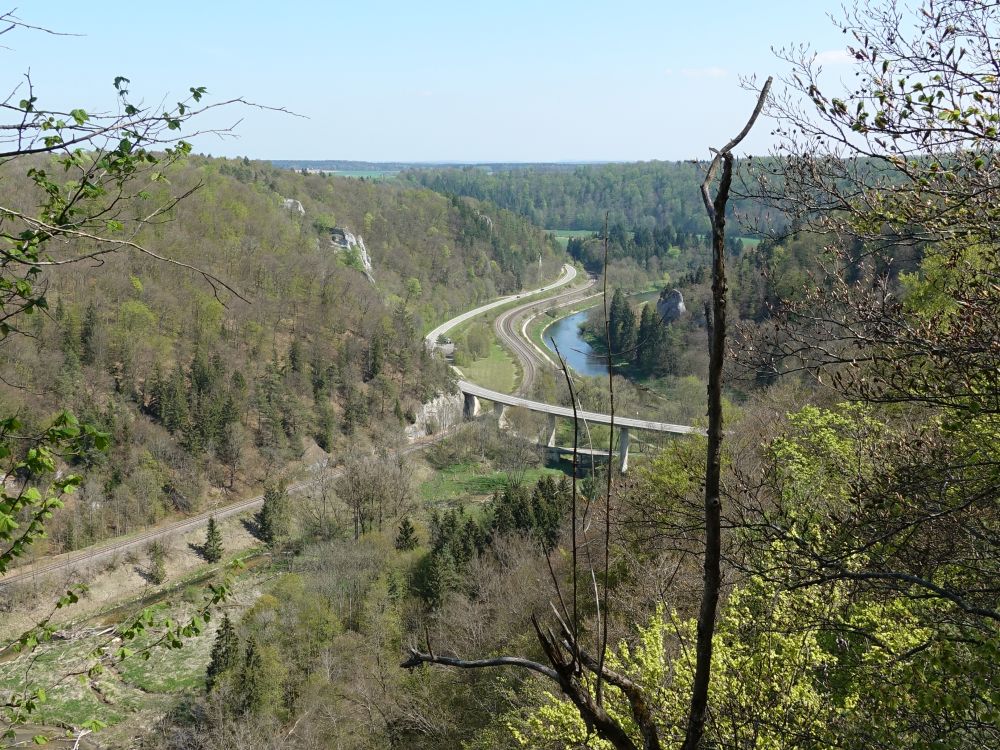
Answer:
542, 291, 661, 378
542, 309, 609, 377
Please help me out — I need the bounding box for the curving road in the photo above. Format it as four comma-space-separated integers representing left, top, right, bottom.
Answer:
424, 263, 577, 348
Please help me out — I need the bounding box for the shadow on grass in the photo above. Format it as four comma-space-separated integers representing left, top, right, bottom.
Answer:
241, 516, 264, 542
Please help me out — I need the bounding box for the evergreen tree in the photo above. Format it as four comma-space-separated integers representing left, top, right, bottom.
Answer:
608, 289, 637, 365
206, 614, 240, 692
80, 302, 99, 365
147, 542, 167, 585
531, 475, 562, 551
288, 336, 303, 373
414, 549, 458, 608
314, 400, 335, 452
637, 303, 661, 373
236, 635, 284, 716
366, 326, 385, 381
203, 516, 223, 563
395, 516, 418, 551
157, 364, 189, 432
257, 484, 290, 544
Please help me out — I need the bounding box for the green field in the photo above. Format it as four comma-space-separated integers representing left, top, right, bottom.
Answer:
459, 341, 519, 393
329, 170, 398, 179
419, 461, 563, 504
549, 228, 597, 248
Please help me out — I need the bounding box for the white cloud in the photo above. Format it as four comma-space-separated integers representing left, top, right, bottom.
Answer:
814, 49, 854, 66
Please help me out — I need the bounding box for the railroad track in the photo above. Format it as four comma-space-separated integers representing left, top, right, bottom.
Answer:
493, 278, 599, 395
0, 432, 450, 591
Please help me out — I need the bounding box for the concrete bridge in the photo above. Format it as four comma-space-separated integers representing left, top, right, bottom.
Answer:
457, 380, 702, 472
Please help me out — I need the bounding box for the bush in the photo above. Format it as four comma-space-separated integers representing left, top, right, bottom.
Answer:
147, 541, 167, 585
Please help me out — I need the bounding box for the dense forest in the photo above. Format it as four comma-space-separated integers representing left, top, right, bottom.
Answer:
402, 161, 774, 235
403, 161, 712, 231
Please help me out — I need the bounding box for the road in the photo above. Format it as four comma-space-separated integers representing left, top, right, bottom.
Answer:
492, 278, 599, 395
424, 263, 577, 348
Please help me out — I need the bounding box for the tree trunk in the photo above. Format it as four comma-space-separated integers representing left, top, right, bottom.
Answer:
682, 77, 771, 750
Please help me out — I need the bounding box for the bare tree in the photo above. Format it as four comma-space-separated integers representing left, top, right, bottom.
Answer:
400, 80, 772, 750
337, 452, 412, 540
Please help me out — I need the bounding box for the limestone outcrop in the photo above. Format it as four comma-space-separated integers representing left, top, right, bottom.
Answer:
405, 391, 464, 439
281, 198, 305, 215
329, 227, 375, 285
656, 288, 686, 324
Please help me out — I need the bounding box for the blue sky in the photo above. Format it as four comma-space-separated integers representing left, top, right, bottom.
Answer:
5, 1, 854, 161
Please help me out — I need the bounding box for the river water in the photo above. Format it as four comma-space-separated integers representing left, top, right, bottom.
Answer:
542, 291, 662, 378
542, 310, 609, 377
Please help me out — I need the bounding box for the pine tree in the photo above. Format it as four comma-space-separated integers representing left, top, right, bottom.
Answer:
204, 516, 223, 562
637, 303, 659, 373
395, 516, 418, 551
237, 635, 267, 714
288, 336, 303, 373
80, 302, 99, 365
206, 613, 240, 692
608, 288, 637, 365
257, 484, 290, 544
366, 327, 385, 381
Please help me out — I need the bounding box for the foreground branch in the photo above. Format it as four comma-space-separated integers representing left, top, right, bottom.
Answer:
400, 648, 559, 681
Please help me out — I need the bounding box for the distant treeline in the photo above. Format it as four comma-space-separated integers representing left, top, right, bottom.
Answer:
402, 161, 773, 234
271, 160, 610, 173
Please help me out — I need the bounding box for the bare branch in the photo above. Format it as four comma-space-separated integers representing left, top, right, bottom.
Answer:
400, 647, 559, 681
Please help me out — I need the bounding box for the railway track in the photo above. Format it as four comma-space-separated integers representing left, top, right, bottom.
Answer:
0, 432, 450, 592
493, 277, 599, 395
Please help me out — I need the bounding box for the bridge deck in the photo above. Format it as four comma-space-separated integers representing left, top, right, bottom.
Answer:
458, 380, 701, 436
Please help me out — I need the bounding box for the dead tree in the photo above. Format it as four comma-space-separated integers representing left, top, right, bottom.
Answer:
401, 79, 771, 750
682, 78, 772, 750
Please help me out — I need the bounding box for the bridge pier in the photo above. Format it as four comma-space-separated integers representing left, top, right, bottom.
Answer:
463, 392, 481, 420
546, 413, 557, 447
493, 400, 505, 419
619, 427, 630, 473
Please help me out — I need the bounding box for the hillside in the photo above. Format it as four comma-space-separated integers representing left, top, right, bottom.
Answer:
0, 156, 566, 559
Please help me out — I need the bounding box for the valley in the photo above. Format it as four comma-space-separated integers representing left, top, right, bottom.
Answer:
2, 2, 998, 748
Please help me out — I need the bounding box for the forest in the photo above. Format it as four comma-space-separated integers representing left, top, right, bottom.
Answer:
0, 153, 563, 560
1, 0, 998, 748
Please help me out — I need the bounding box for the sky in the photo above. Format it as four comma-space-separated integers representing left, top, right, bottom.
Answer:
4, 1, 856, 162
